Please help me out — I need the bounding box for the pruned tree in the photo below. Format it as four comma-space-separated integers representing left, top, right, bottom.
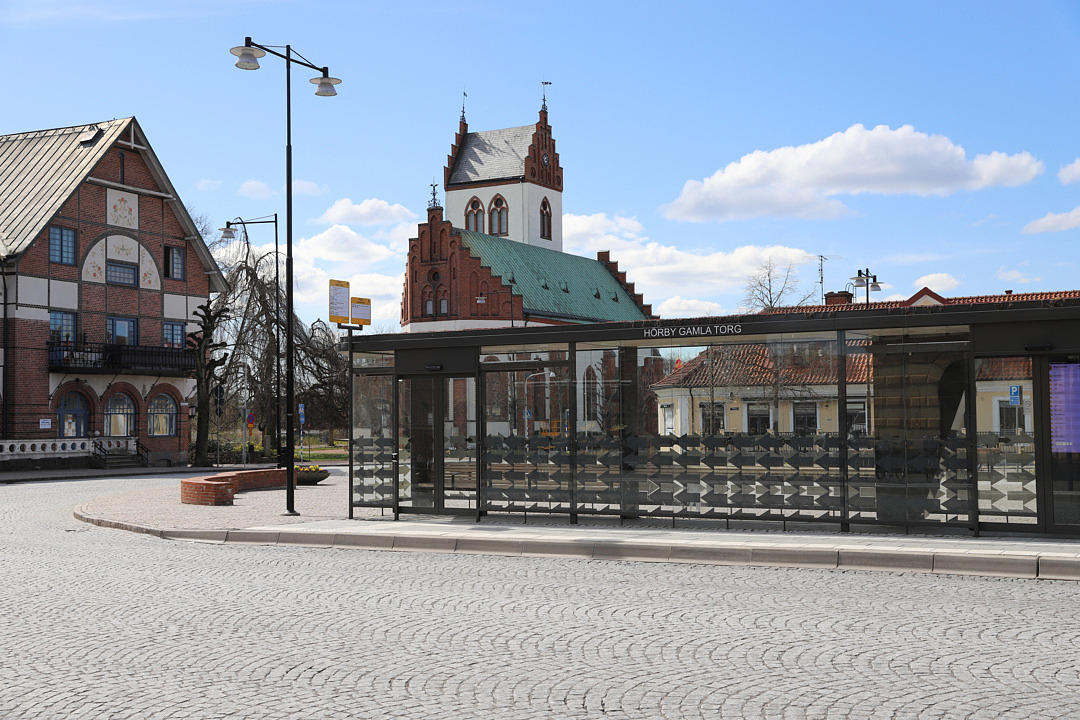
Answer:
188, 302, 229, 467
742, 256, 815, 312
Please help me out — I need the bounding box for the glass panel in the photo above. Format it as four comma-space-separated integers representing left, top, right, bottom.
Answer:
352, 374, 395, 507
443, 376, 477, 510
398, 377, 436, 508
1050, 360, 1080, 526
846, 328, 972, 527
480, 345, 570, 364
481, 366, 571, 512
975, 358, 1037, 526
352, 351, 394, 369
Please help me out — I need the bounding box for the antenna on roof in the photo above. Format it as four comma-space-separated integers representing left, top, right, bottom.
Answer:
541, 80, 551, 111
461, 89, 467, 122
818, 255, 828, 304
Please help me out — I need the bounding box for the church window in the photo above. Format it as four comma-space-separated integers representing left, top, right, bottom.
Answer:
466, 198, 484, 233
489, 196, 508, 236
540, 198, 552, 240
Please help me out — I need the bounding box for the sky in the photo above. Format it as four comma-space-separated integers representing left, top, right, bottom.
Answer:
3, 0, 1080, 330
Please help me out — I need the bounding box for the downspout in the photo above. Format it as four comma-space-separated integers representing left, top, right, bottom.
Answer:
1, 254, 14, 439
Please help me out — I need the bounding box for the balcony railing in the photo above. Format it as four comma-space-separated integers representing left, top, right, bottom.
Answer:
48, 341, 195, 376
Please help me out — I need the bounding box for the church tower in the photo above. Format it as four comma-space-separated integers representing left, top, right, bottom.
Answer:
443, 103, 564, 251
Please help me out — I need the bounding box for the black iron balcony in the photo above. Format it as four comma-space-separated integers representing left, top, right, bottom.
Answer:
48, 340, 195, 376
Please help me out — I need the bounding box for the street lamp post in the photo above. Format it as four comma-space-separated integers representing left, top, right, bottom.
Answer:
230, 37, 341, 515
849, 268, 882, 306
219, 215, 281, 468
475, 291, 515, 327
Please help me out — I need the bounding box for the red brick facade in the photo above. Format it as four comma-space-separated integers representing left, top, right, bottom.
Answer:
401, 206, 526, 327
0, 120, 217, 465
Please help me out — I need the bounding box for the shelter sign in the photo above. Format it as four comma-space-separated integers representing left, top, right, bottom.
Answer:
329, 280, 350, 324
351, 297, 371, 326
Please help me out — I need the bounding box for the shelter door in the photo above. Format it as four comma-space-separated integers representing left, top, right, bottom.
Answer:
397, 375, 477, 513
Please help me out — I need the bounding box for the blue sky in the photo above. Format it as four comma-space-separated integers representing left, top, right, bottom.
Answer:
3, 0, 1080, 328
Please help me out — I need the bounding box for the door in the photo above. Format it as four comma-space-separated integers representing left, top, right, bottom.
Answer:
397, 375, 477, 513
1048, 357, 1080, 532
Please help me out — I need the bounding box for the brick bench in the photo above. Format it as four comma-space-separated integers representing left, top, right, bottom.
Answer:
180, 468, 287, 506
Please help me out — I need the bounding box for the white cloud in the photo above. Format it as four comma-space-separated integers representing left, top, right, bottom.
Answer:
238, 179, 275, 200
294, 225, 399, 267
996, 267, 1041, 284
663, 124, 1043, 222
316, 198, 416, 225
913, 273, 960, 293
656, 296, 727, 318
293, 179, 328, 196
1059, 159, 1080, 184
1021, 206, 1080, 234
195, 178, 222, 191
564, 212, 815, 308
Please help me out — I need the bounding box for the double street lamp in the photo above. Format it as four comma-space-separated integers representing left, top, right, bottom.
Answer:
230, 37, 341, 515
219, 215, 281, 468
850, 268, 882, 306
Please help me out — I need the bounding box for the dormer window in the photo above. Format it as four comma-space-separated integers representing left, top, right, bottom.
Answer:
489, 196, 508, 236
540, 198, 552, 240
465, 198, 484, 233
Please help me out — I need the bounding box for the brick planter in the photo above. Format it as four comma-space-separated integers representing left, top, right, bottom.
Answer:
180, 469, 286, 506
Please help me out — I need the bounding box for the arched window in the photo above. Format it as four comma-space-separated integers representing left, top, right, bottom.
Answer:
540, 198, 552, 240
489, 196, 508, 236
148, 394, 178, 437
465, 198, 484, 233
57, 391, 89, 438
104, 393, 136, 437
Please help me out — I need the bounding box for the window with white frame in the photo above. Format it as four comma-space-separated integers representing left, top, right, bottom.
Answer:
465, 198, 484, 233
164, 246, 185, 280
699, 401, 725, 434
489, 196, 508, 236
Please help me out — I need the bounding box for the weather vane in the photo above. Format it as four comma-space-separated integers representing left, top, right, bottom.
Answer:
541, 80, 551, 111
461, 89, 467, 122
429, 180, 439, 209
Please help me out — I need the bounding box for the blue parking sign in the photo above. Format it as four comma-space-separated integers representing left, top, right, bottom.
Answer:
1009, 385, 1021, 406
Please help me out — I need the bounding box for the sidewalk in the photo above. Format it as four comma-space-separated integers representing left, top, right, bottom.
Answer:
71, 470, 1080, 582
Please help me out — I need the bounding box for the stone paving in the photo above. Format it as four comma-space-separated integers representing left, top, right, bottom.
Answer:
3, 472, 1080, 718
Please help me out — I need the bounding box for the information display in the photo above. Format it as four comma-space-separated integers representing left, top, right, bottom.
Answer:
1050, 362, 1080, 453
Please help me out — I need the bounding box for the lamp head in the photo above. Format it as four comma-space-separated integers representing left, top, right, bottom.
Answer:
230, 45, 265, 70
312, 74, 341, 97
218, 226, 237, 240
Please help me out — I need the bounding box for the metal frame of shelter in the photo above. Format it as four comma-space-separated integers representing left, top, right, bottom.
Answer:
343, 298, 1080, 537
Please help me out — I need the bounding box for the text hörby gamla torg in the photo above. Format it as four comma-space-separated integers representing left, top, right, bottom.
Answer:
347, 105, 1080, 536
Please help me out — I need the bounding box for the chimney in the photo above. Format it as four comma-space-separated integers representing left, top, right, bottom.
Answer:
825, 290, 854, 306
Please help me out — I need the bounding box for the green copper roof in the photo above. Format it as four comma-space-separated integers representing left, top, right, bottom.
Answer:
456, 228, 648, 323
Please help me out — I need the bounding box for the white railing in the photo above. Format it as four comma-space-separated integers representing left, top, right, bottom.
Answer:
0, 437, 136, 461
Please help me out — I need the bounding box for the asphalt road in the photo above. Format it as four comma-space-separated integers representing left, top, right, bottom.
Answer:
3, 475, 1080, 719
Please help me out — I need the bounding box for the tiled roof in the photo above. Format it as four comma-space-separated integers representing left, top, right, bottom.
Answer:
762, 289, 1080, 314
457, 229, 649, 323
976, 357, 1032, 381
447, 125, 534, 186
0, 119, 129, 256
653, 342, 871, 390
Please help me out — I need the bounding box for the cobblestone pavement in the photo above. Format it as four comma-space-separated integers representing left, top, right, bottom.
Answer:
4, 475, 1080, 719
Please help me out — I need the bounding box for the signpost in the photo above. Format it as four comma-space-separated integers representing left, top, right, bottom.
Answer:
1010, 384, 1022, 406
298, 402, 306, 461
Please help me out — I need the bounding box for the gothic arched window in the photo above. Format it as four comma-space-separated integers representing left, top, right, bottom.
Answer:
465, 198, 484, 233
489, 196, 508, 236
540, 198, 552, 240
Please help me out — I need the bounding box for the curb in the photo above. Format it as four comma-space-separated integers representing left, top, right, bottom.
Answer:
73, 507, 1080, 581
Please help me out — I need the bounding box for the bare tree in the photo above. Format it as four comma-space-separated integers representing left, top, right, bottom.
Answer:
188, 302, 229, 467
742, 257, 816, 312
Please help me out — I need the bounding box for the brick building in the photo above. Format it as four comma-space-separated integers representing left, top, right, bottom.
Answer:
0, 118, 225, 467
401, 105, 654, 331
